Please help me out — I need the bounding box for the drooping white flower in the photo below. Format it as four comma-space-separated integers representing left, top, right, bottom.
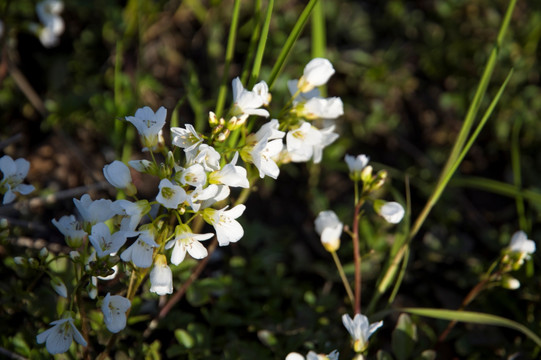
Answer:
120, 230, 159, 268
0, 155, 35, 204
74, 194, 116, 225
165, 230, 214, 265
231, 77, 270, 122
101, 293, 131, 333
52, 215, 87, 248
89, 222, 136, 258
314, 210, 343, 252
345, 154, 370, 173
149, 255, 173, 295
50, 276, 67, 298
297, 58, 335, 93
103, 160, 132, 189
171, 124, 203, 152
376, 201, 405, 224
209, 152, 249, 188
36, 316, 87, 354
125, 106, 166, 151
203, 205, 246, 246
342, 313, 383, 353
156, 178, 187, 209
507, 230, 536, 266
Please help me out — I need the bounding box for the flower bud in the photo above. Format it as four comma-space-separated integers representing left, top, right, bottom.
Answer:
297, 58, 335, 93
13, 256, 26, 265
374, 200, 405, 224
28, 258, 39, 268
372, 170, 388, 190
103, 161, 132, 189
360, 165, 373, 183
51, 276, 67, 298
314, 210, 342, 252
39, 247, 49, 259
209, 111, 219, 127
502, 275, 520, 290
69, 251, 80, 261
150, 255, 173, 295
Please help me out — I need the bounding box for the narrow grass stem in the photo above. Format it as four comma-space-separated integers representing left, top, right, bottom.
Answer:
331, 250, 354, 309
352, 199, 364, 314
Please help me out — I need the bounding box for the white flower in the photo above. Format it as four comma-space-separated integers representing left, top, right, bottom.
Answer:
377, 202, 405, 224
314, 210, 342, 252
209, 152, 249, 188
103, 160, 132, 189
301, 97, 344, 119
507, 230, 536, 266
203, 205, 246, 246
128, 159, 154, 173
50, 276, 67, 298
179, 164, 207, 187
342, 313, 383, 353
150, 255, 173, 295
52, 215, 87, 248
286, 350, 339, 360
231, 77, 270, 121
36, 316, 87, 354
242, 119, 285, 179
286, 121, 338, 164
171, 124, 203, 152
35, 0, 64, 48
89, 222, 135, 258
101, 293, 131, 333
297, 58, 335, 93
125, 106, 166, 150
73, 194, 116, 225
120, 230, 159, 268
165, 230, 214, 265
190, 144, 221, 171
0, 155, 35, 204
345, 154, 370, 173
114, 199, 150, 231
156, 179, 187, 209
187, 184, 220, 212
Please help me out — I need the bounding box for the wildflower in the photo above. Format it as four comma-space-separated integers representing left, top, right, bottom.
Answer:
190, 144, 221, 171
101, 293, 131, 333
297, 58, 335, 93
501, 275, 520, 290
171, 123, 203, 152
345, 154, 370, 173
73, 194, 116, 225
34, 0, 64, 48
36, 316, 87, 354
506, 230, 536, 267
179, 164, 207, 187
374, 201, 405, 224
150, 255, 173, 295
187, 184, 221, 212
50, 276, 67, 298
286, 350, 339, 360
114, 199, 150, 231
242, 119, 285, 179
89, 222, 136, 258
125, 106, 167, 151
156, 179, 187, 209
165, 228, 214, 265
314, 210, 342, 252
0, 155, 35, 204
103, 160, 136, 194
209, 152, 249, 188
231, 77, 270, 122
286, 121, 338, 164
342, 313, 383, 353
203, 205, 246, 246
301, 97, 344, 120
120, 230, 159, 268
52, 215, 87, 248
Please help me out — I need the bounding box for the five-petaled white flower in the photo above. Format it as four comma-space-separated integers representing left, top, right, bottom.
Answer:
297, 58, 335, 93
101, 293, 131, 333
36, 316, 87, 354
89, 222, 136, 258
125, 106, 166, 151
165, 230, 214, 265
314, 210, 343, 252
203, 205, 246, 246
120, 230, 159, 268
0, 155, 35, 204
156, 179, 187, 209
52, 215, 87, 248
209, 152, 249, 188
171, 124, 203, 152
507, 230, 536, 266
74, 194, 116, 225
150, 254, 173, 295
231, 77, 270, 122
342, 313, 383, 353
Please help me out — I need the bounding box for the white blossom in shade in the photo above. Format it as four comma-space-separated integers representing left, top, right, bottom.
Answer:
507, 230, 536, 266
120, 230, 158, 268
101, 293, 131, 333
34, 0, 64, 48
114, 199, 150, 231
50, 276, 67, 298
377, 201, 405, 224
156, 179, 187, 209
314, 210, 343, 252
297, 58, 335, 93
285, 350, 339, 360
191, 144, 221, 171
74, 194, 116, 225
0, 155, 35, 204
89, 222, 136, 258
52, 215, 87, 248
342, 313, 383, 353
203, 205, 246, 246
242, 120, 285, 180
179, 164, 207, 187
209, 152, 249, 188
171, 124, 203, 152
103, 160, 132, 189
149, 255, 173, 295
286, 121, 339, 164
302, 97, 344, 119
231, 77, 270, 121
345, 154, 370, 173
187, 184, 220, 212
125, 106, 166, 151
165, 230, 214, 265
36, 316, 87, 355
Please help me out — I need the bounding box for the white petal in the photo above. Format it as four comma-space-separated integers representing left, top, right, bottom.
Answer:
187, 241, 208, 259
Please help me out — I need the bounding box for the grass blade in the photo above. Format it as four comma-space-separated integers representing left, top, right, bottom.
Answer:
248, 0, 274, 88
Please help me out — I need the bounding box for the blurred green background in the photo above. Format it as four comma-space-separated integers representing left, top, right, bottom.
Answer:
1, 0, 540, 358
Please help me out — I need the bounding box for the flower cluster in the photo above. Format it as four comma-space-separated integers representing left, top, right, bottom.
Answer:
34, 58, 344, 354
31, 0, 65, 48
0, 155, 35, 204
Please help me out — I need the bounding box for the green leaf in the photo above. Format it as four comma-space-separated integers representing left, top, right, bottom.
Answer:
377, 350, 394, 360
392, 313, 417, 360
400, 308, 541, 347
175, 329, 195, 349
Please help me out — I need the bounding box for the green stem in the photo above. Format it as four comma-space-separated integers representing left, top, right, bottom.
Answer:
331, 250, 354, 310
